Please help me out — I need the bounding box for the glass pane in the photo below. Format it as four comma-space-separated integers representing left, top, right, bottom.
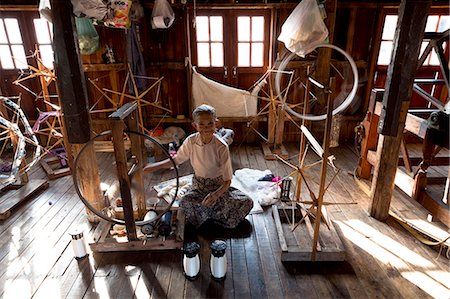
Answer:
438, 16, 450, 32
429, 48, 439, 66
196, 16, 209, 42
238, 17, 250, 42
39, 45, 54, 68
419, 42, 429, 65
251, 43, 263, 67
251, 17, 264, 41
11, 45, 27, 68
211, 42, 223, 67
34, 18, 51, 44
0, 20, 7, 43
382, 15, 398, 40
197, 42, 210, 67
210, 16, 223, 42
4, 18, 23, 43
238, 42, 250, 67
0, 45, 14, 69
425, 15, 439, 32
377, 41, 393, 65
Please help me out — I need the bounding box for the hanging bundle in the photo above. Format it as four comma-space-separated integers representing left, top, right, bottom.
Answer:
278, 0, 329, 57
71, 0, 132, 29
151, 0, 175, 29
75, 17, 100, 55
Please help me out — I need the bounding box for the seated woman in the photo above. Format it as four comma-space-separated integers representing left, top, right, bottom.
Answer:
143, 104, 253, 229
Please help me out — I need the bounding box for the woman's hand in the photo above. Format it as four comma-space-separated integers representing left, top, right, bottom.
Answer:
202, 192, 218, 207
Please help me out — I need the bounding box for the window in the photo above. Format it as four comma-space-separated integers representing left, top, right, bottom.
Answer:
196, 16, 224, 67
378, 14, 450, 66
237, 16, 264, 67
33, 18, 54, 69
0, 18, 28, 69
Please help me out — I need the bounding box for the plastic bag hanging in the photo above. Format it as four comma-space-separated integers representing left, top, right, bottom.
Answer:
151, 0, 175, 29
71, 0, 109, 20
75, 17, 100, 55
278, 0, 329, 57
39, 0, 52, 23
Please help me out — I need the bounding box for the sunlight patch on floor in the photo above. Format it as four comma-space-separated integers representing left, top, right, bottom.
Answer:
402, 271, 450, 298
426, 270, 450, 289
133, 274, 151, 298
3, 278, 32, 299
91, 276, 110, 299
32, 278, 62, 299
336, 219, 450, 298
345, 219, 434, 268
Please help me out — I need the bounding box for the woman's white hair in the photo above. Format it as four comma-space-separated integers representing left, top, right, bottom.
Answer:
192, 104, 217, 121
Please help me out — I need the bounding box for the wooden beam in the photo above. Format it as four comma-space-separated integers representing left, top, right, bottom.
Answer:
50, 0, 91, 144
370, 0, 431, 221
50, 0, 104, 222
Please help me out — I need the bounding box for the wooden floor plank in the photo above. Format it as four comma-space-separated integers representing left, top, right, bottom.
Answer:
1, 143, 448, 299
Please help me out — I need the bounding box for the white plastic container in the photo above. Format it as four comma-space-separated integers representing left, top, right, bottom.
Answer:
210, 240, 227, 280
183, 242, 201, 280
69, 229, 88, 259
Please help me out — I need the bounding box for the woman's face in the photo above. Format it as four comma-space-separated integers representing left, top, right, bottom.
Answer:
193, 112, 216, 138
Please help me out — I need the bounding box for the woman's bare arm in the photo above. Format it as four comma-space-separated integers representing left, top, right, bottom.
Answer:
202, 180, 231, 207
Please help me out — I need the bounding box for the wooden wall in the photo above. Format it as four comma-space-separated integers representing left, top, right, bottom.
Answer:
0, 1, 448, 144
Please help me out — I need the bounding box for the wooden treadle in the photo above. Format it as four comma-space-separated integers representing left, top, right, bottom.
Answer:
0, 179, 49, 220
261, 142, 289, 160
40, 156, 71, 180
272, 204, 346, 262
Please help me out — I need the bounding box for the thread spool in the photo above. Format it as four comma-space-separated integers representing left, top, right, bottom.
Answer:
69, 229, 88, 259
182, 242, 200, 280
141, 209, 157, 235
158, 211, 172, 236
210, 240, 227, 280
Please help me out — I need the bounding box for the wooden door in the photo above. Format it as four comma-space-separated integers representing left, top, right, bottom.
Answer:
190, 8, 271, 90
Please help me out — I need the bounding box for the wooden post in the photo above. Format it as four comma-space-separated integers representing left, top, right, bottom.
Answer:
274, 104, 285, 150
110, 102, 141, 241
311, 77, 335, 261
267, 103, 276, 144
315, 0, 336, 106
111, 120, 137, 241
370, 0, 431, 221
294, 67, 312, 201
51, 0, 103, 221
125, 109, 146, 219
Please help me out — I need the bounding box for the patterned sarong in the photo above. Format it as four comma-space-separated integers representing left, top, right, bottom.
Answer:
180, 175, 253, 228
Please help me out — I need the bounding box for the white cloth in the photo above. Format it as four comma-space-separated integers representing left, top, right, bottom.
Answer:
174, 133, 233, 181
192, 68, 257, 117
231, 168, 280, 208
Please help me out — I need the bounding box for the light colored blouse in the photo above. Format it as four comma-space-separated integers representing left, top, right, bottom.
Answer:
173, 132, 233, 181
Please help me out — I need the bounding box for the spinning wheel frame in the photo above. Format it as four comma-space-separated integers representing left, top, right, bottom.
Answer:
275, 43, 359, 121
73, 130, 179, 226
0, 96, 41, 183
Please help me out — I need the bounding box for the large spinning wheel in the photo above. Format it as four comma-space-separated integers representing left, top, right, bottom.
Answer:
72, 102, 182, 251
271, 43, 359, 261
73, 130, 179, 226
275, 43, 359, 122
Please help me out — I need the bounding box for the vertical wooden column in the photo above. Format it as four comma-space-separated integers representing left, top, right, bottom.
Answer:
125, 109, 146, 219
51, 0, 103, 221
370, 0, 431, 221
274, 104, 285, 150
111, 120, 137, 241
294, 67, 311, 201
315, 0, 336, 106
311, 77, 335, 261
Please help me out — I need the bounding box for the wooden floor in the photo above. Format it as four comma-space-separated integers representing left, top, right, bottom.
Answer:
0, 143, 449, 299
